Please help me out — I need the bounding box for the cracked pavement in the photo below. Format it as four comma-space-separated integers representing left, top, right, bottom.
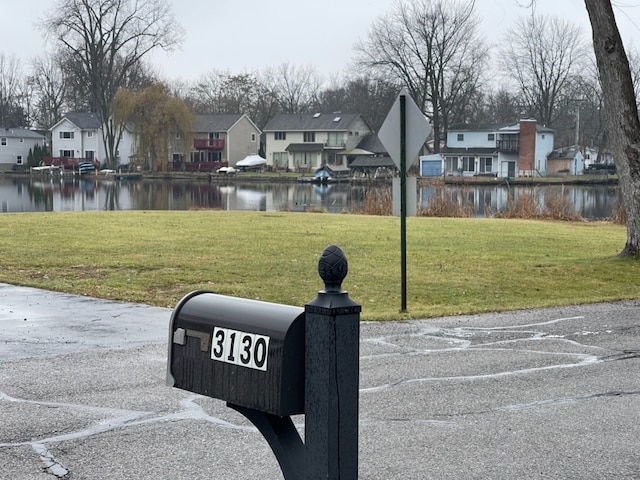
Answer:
1, 284, 639, 479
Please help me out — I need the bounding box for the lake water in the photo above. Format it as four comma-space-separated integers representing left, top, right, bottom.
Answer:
0, 176, 619, 220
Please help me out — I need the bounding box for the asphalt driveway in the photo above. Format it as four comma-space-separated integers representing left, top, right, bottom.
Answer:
1, 284, 639, 479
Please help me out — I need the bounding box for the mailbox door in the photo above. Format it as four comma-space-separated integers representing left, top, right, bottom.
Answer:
168, 292, 305, 416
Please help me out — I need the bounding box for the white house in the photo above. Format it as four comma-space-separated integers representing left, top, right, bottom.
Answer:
0, 128, 47, 172
442, 119, 555, 177
116, 123, 137, 167
263, 113, 373, 172
49, 112, 104, 165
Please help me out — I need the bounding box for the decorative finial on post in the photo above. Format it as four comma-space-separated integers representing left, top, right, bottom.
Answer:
317, 245, 348, 293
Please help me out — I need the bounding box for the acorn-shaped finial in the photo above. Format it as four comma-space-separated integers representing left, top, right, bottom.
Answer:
317, 245, 348, 292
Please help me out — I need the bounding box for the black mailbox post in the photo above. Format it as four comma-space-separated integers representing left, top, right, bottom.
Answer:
167, 245, 360, 479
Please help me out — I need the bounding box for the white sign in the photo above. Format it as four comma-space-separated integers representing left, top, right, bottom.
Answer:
211, 326, 270, 371
378, 88, 432, 169
392, 177, 417, 217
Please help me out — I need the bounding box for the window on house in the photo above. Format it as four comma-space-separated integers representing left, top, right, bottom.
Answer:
87, 131, 93, 138
445, 156, 458, 171
85, 151, 95, 160
275, 132, 286, 141
487, 134, 495, 141
294, 152, 310, 166
60, 131, 74, 139
60, 150, 74, 157
303, 132, 315, 142
457, 134, 464, 142
462, 156, 475, 172
480, 157, 493, 172
251, 133, 256, 142
273, 152, 288, 168
209, 132, 220, 140
16, 156, 23, 165
0, 138, 6, 146
293, 152, 318, 167
326, 132, 344, 147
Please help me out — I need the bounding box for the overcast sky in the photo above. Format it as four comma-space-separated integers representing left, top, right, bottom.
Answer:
2, 0, 639, 82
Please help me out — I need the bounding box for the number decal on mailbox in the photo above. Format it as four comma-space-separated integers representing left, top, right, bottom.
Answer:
211, 327, 270, 371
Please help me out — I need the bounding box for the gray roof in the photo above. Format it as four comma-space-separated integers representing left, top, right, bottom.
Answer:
285, 143, 324, 152
356, 134, 387, 154
349, 156, 396, 168
450, 121, 555, 134
324, 164, 350, 174
194, 114, 244, 133
0, 128, 45, 139
263, 113, 366, 132
549, 146, 582, 160
449, 123, 512, 132
63, 112, 102, 130
441, 147, 497, 155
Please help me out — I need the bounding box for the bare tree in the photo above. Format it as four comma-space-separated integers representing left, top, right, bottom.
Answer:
565, 60, 606, 150
261, 62, 321, 114
191, 71, 261, 115
39, 0, 184, 167
313, 76, 399, 130
354, 0, 487, 152
219, 73, 277, 129
500, 14, 588, 127
188, 70, 230, 114
626, 47, 640, 108
480, 88, 525, 125
584, 0, 640, 256
0, 54, 27, 127
29, 56, 67, 129
187, 69, 278, 130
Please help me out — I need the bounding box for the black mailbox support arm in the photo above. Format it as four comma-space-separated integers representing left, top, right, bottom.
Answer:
228, 403, 305, 480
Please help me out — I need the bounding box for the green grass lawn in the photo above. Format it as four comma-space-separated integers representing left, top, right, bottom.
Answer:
0, 210, 636, 320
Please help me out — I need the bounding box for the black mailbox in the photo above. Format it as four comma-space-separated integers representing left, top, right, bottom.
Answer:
167, 291, 305, 416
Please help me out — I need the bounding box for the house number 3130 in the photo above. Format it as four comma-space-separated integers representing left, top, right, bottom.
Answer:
211, 327, 270, 371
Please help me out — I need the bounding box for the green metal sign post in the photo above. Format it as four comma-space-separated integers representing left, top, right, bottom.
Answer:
378, 88, 431, 313
399, 95, 407, 311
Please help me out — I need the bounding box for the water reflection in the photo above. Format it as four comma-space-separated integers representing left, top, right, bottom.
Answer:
419, 184, 619, 220
0, 176, 619, 220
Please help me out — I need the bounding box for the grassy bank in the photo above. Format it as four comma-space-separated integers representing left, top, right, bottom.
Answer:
0, 210, 636, 320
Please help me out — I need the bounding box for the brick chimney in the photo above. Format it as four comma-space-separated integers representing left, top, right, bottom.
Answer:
518, 119, 537, 176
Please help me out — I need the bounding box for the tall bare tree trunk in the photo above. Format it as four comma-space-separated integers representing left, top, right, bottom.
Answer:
585, 0, 640, 256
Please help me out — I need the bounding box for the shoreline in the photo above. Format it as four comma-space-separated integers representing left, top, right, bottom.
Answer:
11, 170, 619, 186
144, 172, 620, 187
